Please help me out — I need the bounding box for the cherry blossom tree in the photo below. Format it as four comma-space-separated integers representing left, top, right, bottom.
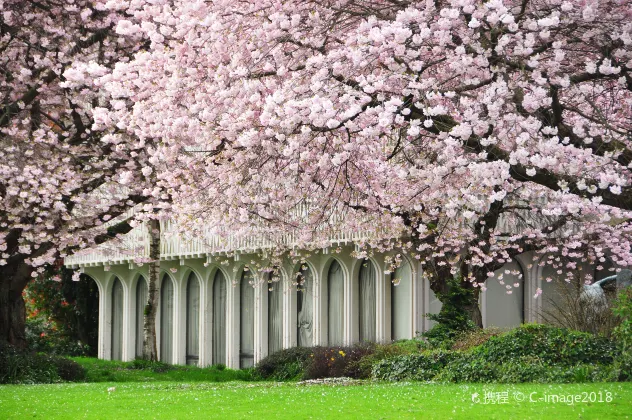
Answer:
0, 1, 155, 347
103, 0, 632, 325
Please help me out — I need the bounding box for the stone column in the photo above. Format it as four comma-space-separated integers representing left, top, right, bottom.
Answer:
283, 272, 297, 349
173, 273, 186, 365
344, 259, 356, 346
121, 275, 133, 361
253, 277, 268, 363
375, 269, 389, 343
226, 272, 239, 369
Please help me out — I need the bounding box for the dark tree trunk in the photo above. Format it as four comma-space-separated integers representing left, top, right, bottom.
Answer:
0, 260, 32, 348
460, 280, 483, 328
143, 219, 160, 361
426, 263, 483, 329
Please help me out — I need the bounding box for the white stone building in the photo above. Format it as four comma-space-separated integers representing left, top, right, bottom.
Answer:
65, 220, 598, 368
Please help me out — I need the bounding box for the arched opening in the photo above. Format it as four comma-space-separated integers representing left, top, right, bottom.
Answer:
240, 269, 255, 368
160, 275, 174, 363
391, 259, 412, 341
212, 270, 227, 365
111, 277, 124, 360
268, 273, 283, 355
358, 259, 376, 342
328, 260, 344, 346
484, 260, 524, 328
135, 276, 148, 358
186, 273, 200, 365
297, 265, 314, 347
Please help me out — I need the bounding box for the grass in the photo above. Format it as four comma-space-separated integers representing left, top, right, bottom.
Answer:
71, 357, 254, 382
1, 381, 631, 419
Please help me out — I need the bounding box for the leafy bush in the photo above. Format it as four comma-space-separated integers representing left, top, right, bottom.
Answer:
50, 356, 86, 381
129, 358, 173, 373
470, 324, 618, 367
304, 343, 376, 379
451, 327, 504, 351
26, 317, 92, 357
372, 350, 460, 381
372, 325, 622, 383
354, 340, 428, 379
255, 342, 417, 381
423, 277, 478, 348
255, 347, 313, 381
0, 341, 85, 384
24, 267, 98, 357
612, 287, 632, 380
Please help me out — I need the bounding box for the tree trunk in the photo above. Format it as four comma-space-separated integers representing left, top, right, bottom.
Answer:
0, 261, 32, 348
143, 219, 160, 361
460, 280, 483, 328
426, 264, 483, 329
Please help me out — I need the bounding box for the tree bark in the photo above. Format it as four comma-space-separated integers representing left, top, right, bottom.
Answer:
426, 264, 484, 329
0, 260, 32, 347
142, 219, 160, 361
460, 280, 483, 328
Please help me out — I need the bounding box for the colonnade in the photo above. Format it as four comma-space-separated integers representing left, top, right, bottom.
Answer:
81, 249, 576, 368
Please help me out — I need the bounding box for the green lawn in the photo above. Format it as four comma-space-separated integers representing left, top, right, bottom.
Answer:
71, 357, 254, 383
1, 382, 631, 419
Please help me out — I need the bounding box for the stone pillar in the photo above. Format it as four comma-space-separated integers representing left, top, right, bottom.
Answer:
375, 269, 389, 343
283, 271, 297, 349
174, 273, 186, 365
121, 276, 133, 361
345, 259, 357, 346
315, 264, 325, 346
226, 272, 239, 369
199, 272, 210, 367
102, 276, 113, 360
253, 276, 268, 363
413, 261, 423, 337
94, 276, 107, 360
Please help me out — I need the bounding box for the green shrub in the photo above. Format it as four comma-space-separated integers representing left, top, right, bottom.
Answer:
0, 341, 85, 384
255, 343, 386, 381
372, 325, 622, 384
470, 324, 618, 367
451, 327, 504, 351
304, 343, 376, 380
355, 340, 427, 379
612, 287, 632, 381
423, 277, 478, 348
372, 350, 461, 381
130, 358, 172, 373
26, 317, 92, 357
51, 356, 86, 381
255, 347, 312, 381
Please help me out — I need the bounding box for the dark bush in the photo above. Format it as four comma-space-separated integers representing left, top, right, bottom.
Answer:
255, 347, 312, 381
255, 342, 393, 381
26, 317, 92, 357
304, 342, 376, 379
130, 358, 173, 373
0, 341, 84, 383
1, 341, 34, 384
50, 356, 86, 381
423, 277, 478, 348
